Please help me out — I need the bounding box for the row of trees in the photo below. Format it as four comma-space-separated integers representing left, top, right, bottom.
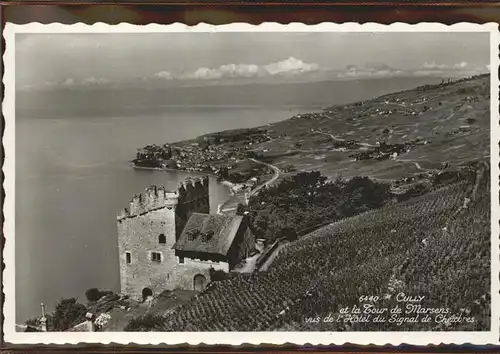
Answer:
202, 127, 271, 145
238, 163, 482, 243
241, 171, 393, 243
24, 288, 114, 332
217, 162, 268, 184
24, 298, 87, 332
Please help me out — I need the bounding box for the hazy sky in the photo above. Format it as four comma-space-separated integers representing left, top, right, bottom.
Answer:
16, 32, 490, 89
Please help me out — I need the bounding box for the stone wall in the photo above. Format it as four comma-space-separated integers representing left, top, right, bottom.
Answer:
175, 176, 210, 240
227, 216, 256, 269
66, 320, 95, 332
117, 204, 179, 300
117, 176, 214, 300
183, 257, 229, 272
238, 228, 256, 261
168, 258, 228, 290
117, 185, 179, 220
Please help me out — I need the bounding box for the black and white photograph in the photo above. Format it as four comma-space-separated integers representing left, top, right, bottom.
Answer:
3, 23, 499, 345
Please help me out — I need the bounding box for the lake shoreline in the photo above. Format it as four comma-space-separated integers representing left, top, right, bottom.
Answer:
130, 162, 245, 196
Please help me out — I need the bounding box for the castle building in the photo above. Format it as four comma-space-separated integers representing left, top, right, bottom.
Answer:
117, 176, 254, 301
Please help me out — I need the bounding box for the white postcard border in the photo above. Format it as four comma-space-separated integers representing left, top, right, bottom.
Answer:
3, 21, 499, 345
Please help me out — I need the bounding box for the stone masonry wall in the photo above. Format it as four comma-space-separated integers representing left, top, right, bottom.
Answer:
175, 176, 210, 240
238, 228, 256, 261
67, 320, 95, 332
168, 259, 228, 290
117, 205, 178, 300
117, 176, 214, 300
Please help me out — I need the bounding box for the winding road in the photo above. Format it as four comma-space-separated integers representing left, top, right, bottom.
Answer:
396, 159, 424, 171
394, 158, 437, 172
248, 158, 281, 199
258, 241, 290, 272
218, 158, 281, 213
311, 129, 377, 148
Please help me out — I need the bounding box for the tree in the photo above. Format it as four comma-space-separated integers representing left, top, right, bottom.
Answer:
217, 166, 229, 181
236, 203, 247, 216
25, 314, 53, 331
85, 288, 102, 302
291, 171, 327, 189
248, 171, 393, 243
251, 211, 274, 239
340, 176, 391, 215
209, 268, 228, 282
276, 226, 298, 241
246, 151, 258, 158
50, 298, 87, 331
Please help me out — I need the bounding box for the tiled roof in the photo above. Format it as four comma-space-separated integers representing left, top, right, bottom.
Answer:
173, 213, 244, 256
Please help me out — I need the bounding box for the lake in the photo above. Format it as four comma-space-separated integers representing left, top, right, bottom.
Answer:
15, 107, 305, 323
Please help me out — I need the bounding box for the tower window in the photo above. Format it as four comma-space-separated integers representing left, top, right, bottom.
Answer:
126, 252, 131, 264
151, 252, 162, 263
159, 234, 166, 244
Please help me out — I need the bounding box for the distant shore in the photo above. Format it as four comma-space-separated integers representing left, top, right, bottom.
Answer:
130, 162, 212, 176
130, 162, 245, 196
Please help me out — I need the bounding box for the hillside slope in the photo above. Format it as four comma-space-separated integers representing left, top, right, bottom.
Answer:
132, 161, 489, 331
254, 74, 490, 181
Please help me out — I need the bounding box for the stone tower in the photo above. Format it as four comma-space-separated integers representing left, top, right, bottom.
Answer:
117, 176, 209, 300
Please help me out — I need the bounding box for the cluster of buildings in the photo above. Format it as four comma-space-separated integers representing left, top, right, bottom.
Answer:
416, 74, 487, 93
331, 140, 360, 150
135, 130, 275, 175
358, 99, 433, 118
168, 143, 241, 173
291, 112, 328, 121
350, 141, 414, 161
446, 125, 475, 137
135, 144, 173, 167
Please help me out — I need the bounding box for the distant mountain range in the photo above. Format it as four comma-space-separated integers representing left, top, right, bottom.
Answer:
18, 60, 487, 94
17, 76, 449, 119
